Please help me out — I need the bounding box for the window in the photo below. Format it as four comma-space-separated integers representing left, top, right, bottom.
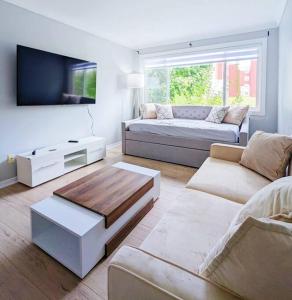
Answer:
143, 39, 266, 114
226, 59, 257, 108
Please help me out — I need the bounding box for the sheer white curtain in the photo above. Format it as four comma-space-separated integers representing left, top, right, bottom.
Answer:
127, 73, 144, 118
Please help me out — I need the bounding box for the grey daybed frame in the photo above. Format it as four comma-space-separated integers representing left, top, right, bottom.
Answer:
122, 106, 249, 168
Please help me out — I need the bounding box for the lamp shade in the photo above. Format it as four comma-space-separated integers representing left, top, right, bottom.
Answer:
127, 73, 144, 88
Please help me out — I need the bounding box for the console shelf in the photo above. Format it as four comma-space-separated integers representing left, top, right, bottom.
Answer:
64, 152, 86, 163
64, 161, 86, 173
16, 136, 106, 187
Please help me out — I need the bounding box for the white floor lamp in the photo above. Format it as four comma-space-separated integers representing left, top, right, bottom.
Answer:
127, 73, 144, 118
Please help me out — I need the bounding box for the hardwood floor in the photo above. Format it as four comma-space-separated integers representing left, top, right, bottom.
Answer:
0, 146, 195, 300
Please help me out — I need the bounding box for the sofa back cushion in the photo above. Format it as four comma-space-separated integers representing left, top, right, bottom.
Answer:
172, 105, 212, 120
240, 131, 292, 181
199, 217, 292, 300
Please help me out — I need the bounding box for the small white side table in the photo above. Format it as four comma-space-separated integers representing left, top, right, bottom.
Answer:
31, 162, 160, 278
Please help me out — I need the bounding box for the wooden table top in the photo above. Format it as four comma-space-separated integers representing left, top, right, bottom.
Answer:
54, 166, 153, 228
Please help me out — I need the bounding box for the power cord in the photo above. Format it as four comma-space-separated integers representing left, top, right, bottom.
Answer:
87, 105, 95, 136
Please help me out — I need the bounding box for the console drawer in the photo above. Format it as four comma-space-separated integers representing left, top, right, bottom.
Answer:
32, 161, 64, 186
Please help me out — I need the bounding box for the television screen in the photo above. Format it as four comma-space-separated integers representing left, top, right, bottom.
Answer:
17, 45, 97, 105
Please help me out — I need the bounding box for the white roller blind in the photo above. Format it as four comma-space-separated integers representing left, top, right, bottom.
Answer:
143, 46, 259, 69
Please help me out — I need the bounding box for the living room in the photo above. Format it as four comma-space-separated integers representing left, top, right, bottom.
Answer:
0, 0, 292, 299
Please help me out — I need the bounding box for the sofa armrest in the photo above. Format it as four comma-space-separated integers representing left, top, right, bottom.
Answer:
210, 143, 245, 163
121, 117, 141, 153
239, 116, 249, 146
122, 117, 142, 131
108, 246, 240, 300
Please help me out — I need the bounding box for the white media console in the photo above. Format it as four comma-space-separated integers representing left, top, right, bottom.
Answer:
16, 136, 106, 187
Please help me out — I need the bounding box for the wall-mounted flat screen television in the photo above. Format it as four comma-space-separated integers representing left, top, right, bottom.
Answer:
17, 45, 97, 105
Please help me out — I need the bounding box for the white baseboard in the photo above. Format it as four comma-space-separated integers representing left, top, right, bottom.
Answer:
0, 177, 17, 189
106, 141, 121, 150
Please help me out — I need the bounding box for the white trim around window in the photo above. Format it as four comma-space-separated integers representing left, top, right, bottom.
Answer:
141, 37, 268, 116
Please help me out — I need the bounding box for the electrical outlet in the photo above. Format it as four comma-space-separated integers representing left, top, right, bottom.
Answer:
7, 154, 15, 164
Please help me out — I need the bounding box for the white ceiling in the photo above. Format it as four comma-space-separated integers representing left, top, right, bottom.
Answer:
4, 0, 287, 49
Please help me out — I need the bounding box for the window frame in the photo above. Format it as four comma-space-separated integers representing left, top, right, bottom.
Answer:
142, 38, 267, 116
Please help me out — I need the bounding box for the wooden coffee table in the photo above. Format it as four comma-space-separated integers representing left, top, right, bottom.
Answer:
30, 162, 160, 278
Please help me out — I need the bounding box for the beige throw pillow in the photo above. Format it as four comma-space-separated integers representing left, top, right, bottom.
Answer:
199, 217, 292, 300
223, 105, 249, 125
240, 131, 292, 181
229, 176, 292, 228
205, 106, 229, 124
154, 104, 174, 120
140, 103, 157, 119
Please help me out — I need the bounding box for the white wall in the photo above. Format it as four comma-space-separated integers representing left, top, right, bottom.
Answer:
0, 1, 138, 181
140, 29, 279, 136
278, 1, 292, 134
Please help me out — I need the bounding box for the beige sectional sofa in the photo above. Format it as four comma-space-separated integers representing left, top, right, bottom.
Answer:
108, 143, 290, 300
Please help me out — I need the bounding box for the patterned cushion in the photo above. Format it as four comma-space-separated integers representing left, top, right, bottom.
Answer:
155, 104, 174, 119
205, 106, 229, 124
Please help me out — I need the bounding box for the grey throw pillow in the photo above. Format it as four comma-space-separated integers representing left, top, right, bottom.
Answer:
205, 106, 230, 124
155, 104, 174, 119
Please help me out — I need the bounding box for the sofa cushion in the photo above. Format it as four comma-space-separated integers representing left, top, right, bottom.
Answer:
140, 103, 157, 119
229, 176, 292, 228
140, 189, 241, 273
205, 106, 229, 124
199, 217, 292, 300
186, 157, 271, 204
128, 119, 240, 143
223, 105, 249, 126
155, 104, 174, 119
240, 131, 292, 181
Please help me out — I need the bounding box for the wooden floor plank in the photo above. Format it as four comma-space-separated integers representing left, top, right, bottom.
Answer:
0, 252, 47, 300
0, 145, 195, 299
0, 221, 102, 300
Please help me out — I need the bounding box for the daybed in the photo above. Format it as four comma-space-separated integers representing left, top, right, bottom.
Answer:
122, 105, 249, 167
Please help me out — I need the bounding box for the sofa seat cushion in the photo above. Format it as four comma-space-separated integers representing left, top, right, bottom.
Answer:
128, 119, 240, 143
140, 189, 241, 273
187, 157, 271, 204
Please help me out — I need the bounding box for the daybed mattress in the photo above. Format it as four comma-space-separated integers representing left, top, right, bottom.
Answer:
128, 119, 239, 143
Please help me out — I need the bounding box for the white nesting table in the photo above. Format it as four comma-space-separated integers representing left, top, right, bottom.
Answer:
31, 162, 160, 278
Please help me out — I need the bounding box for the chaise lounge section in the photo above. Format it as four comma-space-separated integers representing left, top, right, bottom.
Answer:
122, 105, 249, 168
